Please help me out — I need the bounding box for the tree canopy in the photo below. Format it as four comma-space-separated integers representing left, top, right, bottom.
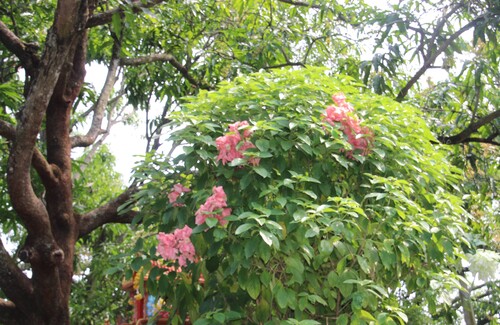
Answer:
0, 0, 498, 324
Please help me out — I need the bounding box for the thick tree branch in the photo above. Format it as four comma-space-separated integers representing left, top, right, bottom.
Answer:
438, 110, 500, 145
0, 120, 15, 139
71, 42, 120, 148
0, 21, 40, 76
277, 0, 353, 25
78, 187, 138, 238
0, 120, 60, 187
120, 53, 211, 90
86, 0, 167, 28
0, 239, 34, 316
6, 0, 90, 236
396, 14, 489, 102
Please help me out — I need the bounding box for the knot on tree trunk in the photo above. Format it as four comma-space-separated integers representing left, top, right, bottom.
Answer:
18, 238, 65, 266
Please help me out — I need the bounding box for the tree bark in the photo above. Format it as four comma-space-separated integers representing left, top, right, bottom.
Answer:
2, 0, 89, 323
0, 1, 168, 322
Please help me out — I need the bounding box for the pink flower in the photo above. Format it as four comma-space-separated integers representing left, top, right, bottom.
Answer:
324, 105, 349, 125
332, 93, 346, 105
168, 183, 190, 205
157, 233, 177, 261
323, 93, 374, 158
216, 121, 259, 166
157, 225, 196, 267
229, 120, 253, 137
216, 134, 243, 164
332, 93, 354, 112
195, 186, 232, 226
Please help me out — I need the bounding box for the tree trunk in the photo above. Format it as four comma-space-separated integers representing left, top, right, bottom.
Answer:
2, 1, 89, 324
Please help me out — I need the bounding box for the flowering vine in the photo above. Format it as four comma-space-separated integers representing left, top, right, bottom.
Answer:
215, 121, 260, 166
195, 186, 231, 226
323, 93, 374, 158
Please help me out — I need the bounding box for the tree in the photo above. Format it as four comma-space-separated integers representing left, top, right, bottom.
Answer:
0, 0, 498, 324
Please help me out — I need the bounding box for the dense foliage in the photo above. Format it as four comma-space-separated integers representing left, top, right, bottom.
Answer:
0, 0, 498, 324
130, 67, 471, 324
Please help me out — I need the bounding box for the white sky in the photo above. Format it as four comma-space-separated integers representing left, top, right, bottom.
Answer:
80, 64, 148, 183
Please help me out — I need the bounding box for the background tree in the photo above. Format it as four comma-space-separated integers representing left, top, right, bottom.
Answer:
0, 0, 498, 324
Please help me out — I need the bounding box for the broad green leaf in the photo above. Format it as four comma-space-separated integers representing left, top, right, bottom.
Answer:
235, 223, 254, 235
247, 274, 261, 299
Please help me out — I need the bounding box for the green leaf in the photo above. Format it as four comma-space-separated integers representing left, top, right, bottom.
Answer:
280, 140, 294, 151
359, 309, 376, 321
276, 285, 288, 309
229, 158, 247, 166
255, 139, 270, 151
337, 314, 349, 325
111, 12, 122, 35
305, 225, 320, 238
356, 255, 371, 274
131, 257, 146, 271
380, 250, 396, 269
235, 223, 254, 235
285, 256, 305, 284
259, 230, 278, 247
254, 166, 270, 178
213, 313, 225, 324
205, 217, 219, 227
301, 190, 318, 200
247, 274, 261, 299
319, 240, 334, 255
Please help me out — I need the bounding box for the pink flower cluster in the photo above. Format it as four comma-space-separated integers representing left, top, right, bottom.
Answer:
324, 93, 373, 158
195, 186, 232, 226
215, 121, 260, 166
157, 225, 196, 267
168, 183, 190, 207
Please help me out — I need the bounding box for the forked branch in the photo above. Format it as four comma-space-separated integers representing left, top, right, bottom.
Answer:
396, 14, 490, 101
71, 42, 120, 148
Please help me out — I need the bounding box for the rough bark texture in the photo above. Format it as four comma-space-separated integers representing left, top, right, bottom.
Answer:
1, 8, 200, 306
4, 1, 88, 322
0, 0, 170, 323
3, 1, 99, 324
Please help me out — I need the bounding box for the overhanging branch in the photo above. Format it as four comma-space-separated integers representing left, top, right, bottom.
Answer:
396, 14, 489, 102
78, 187, 138, 238
277, 0, 353, 25
0, 21, 40, 76
86, 0, 167, 28
438, 110, 500, 145
120, 53, 211, 90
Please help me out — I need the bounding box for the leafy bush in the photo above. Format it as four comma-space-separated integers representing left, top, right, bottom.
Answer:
130, 67, 469, 324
